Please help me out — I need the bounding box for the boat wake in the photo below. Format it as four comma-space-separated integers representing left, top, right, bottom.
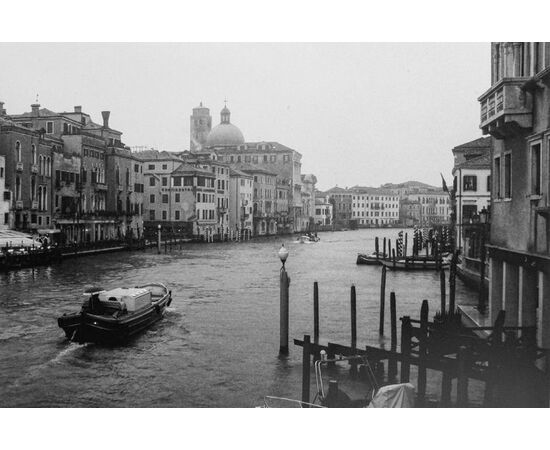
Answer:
9, 342, 91, 390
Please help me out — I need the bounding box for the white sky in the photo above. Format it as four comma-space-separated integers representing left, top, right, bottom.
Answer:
0, 43, 489, 191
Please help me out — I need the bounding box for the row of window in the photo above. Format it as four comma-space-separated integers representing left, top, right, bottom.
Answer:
352, 211, 398, 217
149, 209, 215, 221
219, 154, 290, 164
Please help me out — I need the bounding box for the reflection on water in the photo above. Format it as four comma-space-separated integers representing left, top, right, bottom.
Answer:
0, 229, 477, 407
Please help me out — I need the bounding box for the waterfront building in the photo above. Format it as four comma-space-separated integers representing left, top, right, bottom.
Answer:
451, 137, 492, 250
236, 165, 277, 235
0, 155, 11, 229
478, 42, 550, 351
275, 179, 291, 233
326, 186, 352, 227
0, 104, 55, 233
350, 187, 400, 226
9, 104, 142, 242
301, 174, 317, 231
138, 149, 185, 232
228, 168, 253, 235
382, 181, 451, 226
399, 198, 422, 226
314, 193, 333, 227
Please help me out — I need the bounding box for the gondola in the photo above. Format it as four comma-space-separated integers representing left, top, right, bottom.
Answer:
58, 283, 172, 344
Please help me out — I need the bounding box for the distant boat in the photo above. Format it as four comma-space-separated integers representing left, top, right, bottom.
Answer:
296, 234, 320, 244
58, 283, 172, 344
356, 252, 386, 265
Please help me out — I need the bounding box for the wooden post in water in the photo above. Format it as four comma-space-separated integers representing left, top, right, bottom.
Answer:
440, 268, 446, 315
313, 281, 319, 344
379, 265, 387, 335
417, 300, 429, 407
388, 239, 392, 260
400, 316, 412, 383
301, 334, 311, 407
383, 237, 387, 258
279, 265, 290, 354
157, 227, 161, 254
457, 346, 469, 407
375, 237, 379, 260
404, 233, 408, 258
388, 292, 398, 379
449, 252, 457, 313
392, 249, 396, 269
351, 285, 357, 349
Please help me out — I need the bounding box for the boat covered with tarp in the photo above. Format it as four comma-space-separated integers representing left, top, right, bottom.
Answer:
58, 283, 172, 344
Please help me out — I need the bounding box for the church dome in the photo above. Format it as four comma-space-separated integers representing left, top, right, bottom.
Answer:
206, 122, 245, 147
205, 104, 245, 148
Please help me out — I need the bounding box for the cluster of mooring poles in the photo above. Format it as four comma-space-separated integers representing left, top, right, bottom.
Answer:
277, 245, 544, 407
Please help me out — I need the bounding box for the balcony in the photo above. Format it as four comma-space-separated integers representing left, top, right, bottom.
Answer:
93, 182, 108, 191
478, 78, 533, 138
16, 161, 23, 172
31, 200, 38, 210
15, 200, 23, 210
31, 164, 38, 174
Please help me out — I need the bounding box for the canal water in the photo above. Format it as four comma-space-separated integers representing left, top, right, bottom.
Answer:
0, 228, 479, 407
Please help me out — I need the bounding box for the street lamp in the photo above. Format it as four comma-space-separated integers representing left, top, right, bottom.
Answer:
278, 244, 289, 269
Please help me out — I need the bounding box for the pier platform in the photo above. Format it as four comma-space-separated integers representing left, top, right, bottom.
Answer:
457, 304, 491, 337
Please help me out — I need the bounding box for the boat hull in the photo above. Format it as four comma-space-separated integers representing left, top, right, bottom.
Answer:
58, 286, 171, 344
356, 254, 383, 265
381, 258, 449, 271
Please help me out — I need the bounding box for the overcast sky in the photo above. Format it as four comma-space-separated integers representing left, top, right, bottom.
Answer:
0, 43, 490, 191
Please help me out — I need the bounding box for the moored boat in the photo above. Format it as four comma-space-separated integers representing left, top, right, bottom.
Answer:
58, 283, 172, 344
356, 251, 386, 265
380, 257, 449, 271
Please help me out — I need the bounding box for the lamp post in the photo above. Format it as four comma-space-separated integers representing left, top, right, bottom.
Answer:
278, 244, 290, 354
157, 224, 161, 254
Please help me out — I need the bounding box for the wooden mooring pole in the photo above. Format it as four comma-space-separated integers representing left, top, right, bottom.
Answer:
440, 267, 446, 315
279, 266, 290, 354
417, 300, 429, 406
449, 252, 457, 313
351, 285, 357, 349
379, 265, 386, 335
400, 316, 412, 383
313, 281, 319, 344
301, 335, 311, 407
404, 232, 408, 258
383, 237, 387, 257
388, 292, 398, 379
375, 237, 379, 260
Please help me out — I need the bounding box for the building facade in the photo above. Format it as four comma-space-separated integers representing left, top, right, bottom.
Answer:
478, 42, 550, 351
452, 137, 492, 250
326, 186, 352, 227
0, 155, 10, 229
350, 187, 400, 226
228, 168, 253, 235
314, 194, 333, 227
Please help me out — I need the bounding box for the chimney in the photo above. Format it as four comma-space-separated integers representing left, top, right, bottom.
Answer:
74, 105, 82, 113
31, 103, 41, 117
101, 111, 110, 128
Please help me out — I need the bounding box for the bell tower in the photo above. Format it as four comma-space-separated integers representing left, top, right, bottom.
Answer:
190, 102, 212, 152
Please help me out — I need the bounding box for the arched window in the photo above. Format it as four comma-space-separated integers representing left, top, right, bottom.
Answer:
31, 177, 36, 201
47, 157, 51, 176
38, 186, 43, 210
32, 144, 37, 165
15, 141, 21, 162
39, 155, 43, 174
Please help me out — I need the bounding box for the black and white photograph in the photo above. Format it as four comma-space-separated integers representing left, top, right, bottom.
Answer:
1, 1, 549, 449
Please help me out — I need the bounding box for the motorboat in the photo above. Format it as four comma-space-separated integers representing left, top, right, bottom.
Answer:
296, 234, 320, 244
58, 283, 172, 344
356, 251, 387, 265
